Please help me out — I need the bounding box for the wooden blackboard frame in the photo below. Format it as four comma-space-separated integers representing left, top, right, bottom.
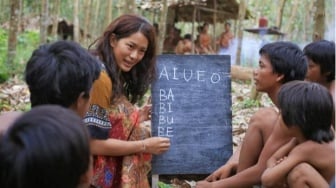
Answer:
151, 55, 233, 177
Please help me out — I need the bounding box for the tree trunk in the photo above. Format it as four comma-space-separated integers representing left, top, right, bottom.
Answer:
313, 0, 325, 41
284, 0, 299, 40
40, 0, 48, 44
51, 0, 60, 40
7, 0, 20, 75
275, 0, 286, 29
83, 0, 92, 46
123, 0, 135, 14
19, 0, 24, 32
73, 0, 79, 41
235, 0, 246, 65
104, 0, 112, 31
93, 0, 101, 38
213, 0, 217, 52
157, 0, 168, 55
303, 0, 316, 41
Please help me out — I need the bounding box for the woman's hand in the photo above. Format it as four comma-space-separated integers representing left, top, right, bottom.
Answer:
143, 137, 170, 155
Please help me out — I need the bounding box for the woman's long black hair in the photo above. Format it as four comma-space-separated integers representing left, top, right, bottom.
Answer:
89, 14, 157, 104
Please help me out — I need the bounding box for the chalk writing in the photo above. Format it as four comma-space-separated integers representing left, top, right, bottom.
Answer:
159, 65, 229, 84
151, 55, 232, 174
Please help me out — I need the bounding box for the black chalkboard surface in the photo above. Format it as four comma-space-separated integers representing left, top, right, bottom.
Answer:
151, 55, 232, 175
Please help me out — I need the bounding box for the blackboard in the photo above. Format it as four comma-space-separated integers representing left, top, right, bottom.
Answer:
151, 55, 232, 175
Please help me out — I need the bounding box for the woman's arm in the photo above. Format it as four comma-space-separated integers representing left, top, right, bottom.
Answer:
90, 136, 170, 156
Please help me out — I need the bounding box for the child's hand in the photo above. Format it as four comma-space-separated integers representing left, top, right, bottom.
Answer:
205, 162, 237, 181
196, 180, 213, 188
275, 156, 287, 165
267, 138, 298, 168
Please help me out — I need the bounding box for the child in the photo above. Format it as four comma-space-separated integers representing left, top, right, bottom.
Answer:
1, 40, 100, 143
0, 40, 102, 187
24, 40, 101, 117
262, 81, 335, 187
0, 105, 93, 188
286, 39, 335, 187
304, 40, 335, 125
198, 41, 308, 187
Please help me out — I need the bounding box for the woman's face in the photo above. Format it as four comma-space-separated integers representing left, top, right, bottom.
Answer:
111, 32, 148, 72
253, 54, 280, 93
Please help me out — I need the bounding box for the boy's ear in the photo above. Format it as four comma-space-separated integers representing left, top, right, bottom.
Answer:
69, 92, 87, 115
323, 71, 331, 78
276, 74, 285, 82
76, 92, 87, 109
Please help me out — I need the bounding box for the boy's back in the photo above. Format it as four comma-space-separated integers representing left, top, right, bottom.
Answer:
296, 140, 335, 181
262, 80, 335, 187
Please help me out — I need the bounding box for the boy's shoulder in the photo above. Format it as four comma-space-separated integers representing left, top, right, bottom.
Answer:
250, 107, 279, 123
296, 139, 335, 150
291, 139, 335, 160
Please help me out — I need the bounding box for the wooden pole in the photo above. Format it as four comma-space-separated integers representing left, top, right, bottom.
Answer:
213, 0, 217, 52
192, 6, 196, 54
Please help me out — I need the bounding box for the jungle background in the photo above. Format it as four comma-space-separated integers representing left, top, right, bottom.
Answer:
0, 0, 335, 187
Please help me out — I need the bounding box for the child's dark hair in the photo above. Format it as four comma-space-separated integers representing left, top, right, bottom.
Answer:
303, 40, 335, 82
25, 40, 101, 108
278, 81, 334, 143
259, 41, 307, 83
0, 105, 91, 188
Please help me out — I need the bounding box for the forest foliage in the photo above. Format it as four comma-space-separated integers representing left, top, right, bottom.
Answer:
0, 0, 335, 82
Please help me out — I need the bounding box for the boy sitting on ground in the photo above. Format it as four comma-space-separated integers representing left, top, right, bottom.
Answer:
262, 81, 335, 187
197, 41, 308, 187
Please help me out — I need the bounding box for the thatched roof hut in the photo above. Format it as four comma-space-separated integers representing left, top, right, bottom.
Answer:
167, 0, 252, 24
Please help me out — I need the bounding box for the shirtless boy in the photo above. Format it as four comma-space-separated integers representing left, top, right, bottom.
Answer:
304, 40, 335, 124
285, 40, 335, 187
196, 41, 307, 187
262, 81, 335, 188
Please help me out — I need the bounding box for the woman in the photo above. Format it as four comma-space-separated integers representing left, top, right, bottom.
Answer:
84, 14, 170, 188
